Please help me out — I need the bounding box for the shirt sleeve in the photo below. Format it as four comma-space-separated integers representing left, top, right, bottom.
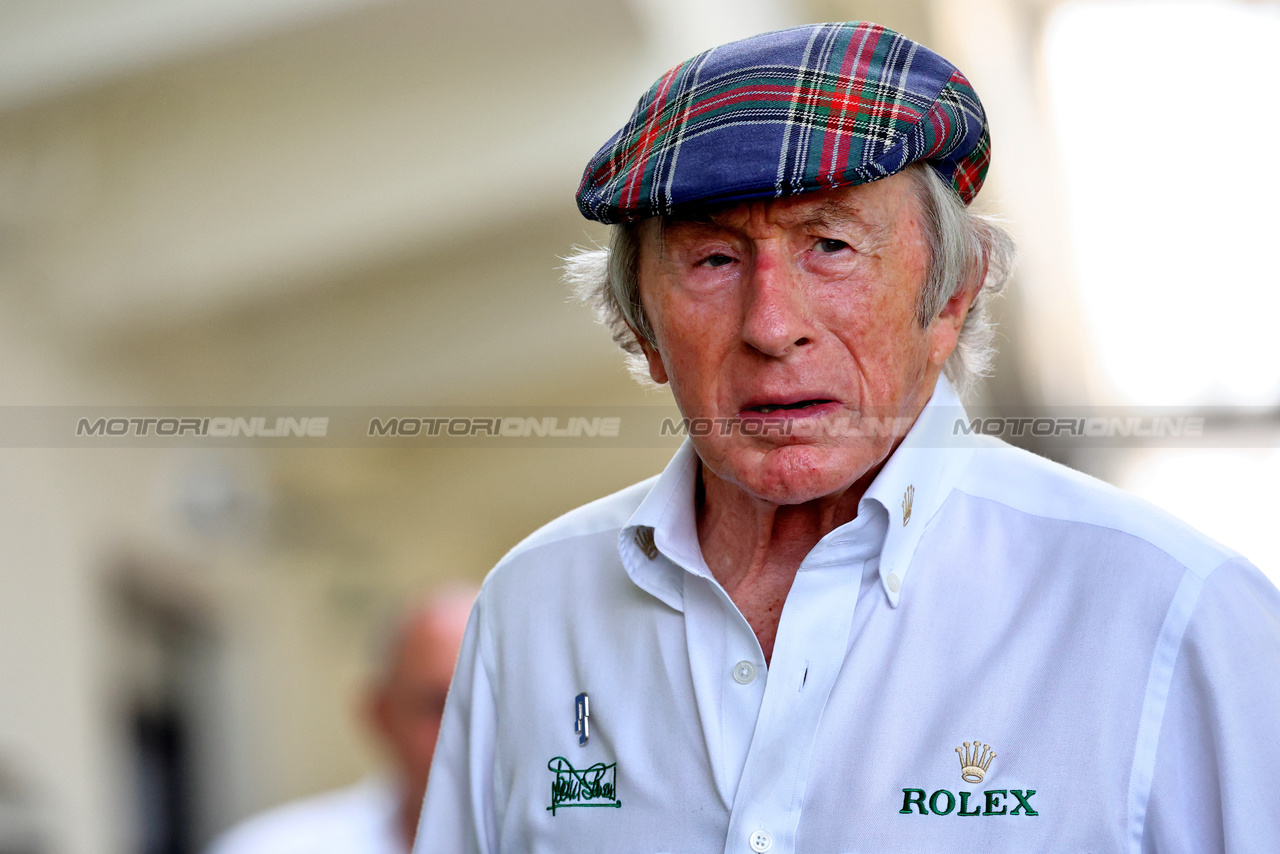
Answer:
413, 588, 498, 854
1142, 558, 1280, 853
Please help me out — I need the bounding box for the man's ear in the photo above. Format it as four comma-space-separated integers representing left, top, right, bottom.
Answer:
636, 333, 669, 385
928, 257, 987, 366
938, 277, 981, 327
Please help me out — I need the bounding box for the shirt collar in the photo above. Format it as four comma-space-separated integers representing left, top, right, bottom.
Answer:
619, 375, 975, 610
858, 375, 975, 606
618, 439, 707, 612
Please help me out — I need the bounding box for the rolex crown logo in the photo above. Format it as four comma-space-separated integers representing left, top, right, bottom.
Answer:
955, 741, 995, 784
633, 526, 658, 560
902, 485, 915, 526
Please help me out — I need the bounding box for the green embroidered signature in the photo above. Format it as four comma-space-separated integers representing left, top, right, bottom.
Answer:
546, 756, 621, 815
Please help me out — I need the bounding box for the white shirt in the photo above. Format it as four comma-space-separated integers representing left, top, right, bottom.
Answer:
416, 378, 1280, 854
208, 778, 404, 854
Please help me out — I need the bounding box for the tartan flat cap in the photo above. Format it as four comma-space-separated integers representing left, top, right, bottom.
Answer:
576, 22, 990, 223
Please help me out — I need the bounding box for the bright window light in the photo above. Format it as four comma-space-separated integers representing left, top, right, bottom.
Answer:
1045, 0, 1280, 407
1119, 448, 1280, 585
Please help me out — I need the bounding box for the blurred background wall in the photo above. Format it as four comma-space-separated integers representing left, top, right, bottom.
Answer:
0, 0, 1276, 852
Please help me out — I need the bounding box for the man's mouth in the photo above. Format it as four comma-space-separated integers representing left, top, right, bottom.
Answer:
743, 398, 838, 416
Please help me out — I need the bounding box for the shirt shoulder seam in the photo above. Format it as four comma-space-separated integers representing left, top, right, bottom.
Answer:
951, 483, 1235, 578
496, 522, 627, 569
492, 476, 660, 569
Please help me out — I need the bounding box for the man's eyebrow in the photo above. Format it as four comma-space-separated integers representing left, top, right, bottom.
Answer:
797, 199, 873, 230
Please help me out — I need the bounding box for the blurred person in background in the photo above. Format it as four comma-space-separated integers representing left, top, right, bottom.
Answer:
415, 21, 1280, 854
209, 587, 474, 854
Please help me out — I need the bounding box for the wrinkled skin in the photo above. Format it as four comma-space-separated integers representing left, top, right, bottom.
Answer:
635, 171, 980, 659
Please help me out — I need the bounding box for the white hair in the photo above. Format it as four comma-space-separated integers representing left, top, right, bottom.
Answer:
563, 162, 1016, 398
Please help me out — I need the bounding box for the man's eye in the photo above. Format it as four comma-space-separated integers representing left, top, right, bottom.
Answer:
816, 238, 850, 253
701, 254, 735, 268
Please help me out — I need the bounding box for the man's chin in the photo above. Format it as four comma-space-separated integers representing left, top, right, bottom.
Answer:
709, 441, 882, 506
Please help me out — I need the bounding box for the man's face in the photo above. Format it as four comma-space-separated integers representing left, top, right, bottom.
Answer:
636, 170, 971, 505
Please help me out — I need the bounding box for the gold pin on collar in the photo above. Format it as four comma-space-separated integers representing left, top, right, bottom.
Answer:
633, 526, 658, 560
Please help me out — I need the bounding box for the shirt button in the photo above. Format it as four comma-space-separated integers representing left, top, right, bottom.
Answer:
749, 829, 773, 852
732, 660, 757, 684
886, 572, 902, 593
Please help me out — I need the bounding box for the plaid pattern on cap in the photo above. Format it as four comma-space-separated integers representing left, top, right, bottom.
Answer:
576, 22, 990, 222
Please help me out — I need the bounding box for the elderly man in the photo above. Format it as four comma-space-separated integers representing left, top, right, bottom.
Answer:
416, 22, 1280, 854
210, 588, 473, 854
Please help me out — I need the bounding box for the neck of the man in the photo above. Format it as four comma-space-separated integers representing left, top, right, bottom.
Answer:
696, 462, 878, 664
693, 373, 941, 661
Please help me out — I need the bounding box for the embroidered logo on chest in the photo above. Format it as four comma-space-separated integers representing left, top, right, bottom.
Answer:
546, 757, 621, 815
899, 741, 1038, 818
547, 691, 622, 815
957, 741, 995, 783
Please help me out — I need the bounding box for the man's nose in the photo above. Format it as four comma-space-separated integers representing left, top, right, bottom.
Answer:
739, 245, 815, 358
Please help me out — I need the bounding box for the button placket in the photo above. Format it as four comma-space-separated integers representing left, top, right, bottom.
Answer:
723, 560, 865, 854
